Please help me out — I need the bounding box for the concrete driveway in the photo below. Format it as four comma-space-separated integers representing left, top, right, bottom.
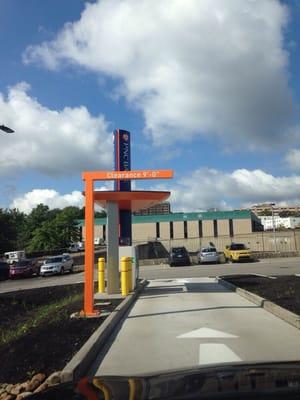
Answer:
89, 277, 300, 376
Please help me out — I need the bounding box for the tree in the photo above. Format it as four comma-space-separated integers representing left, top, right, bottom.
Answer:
54, 209, 81, 247
79, 207, 106, 218
0, 209, 15, 253
23, 204, 51, 245
27, 220, 59, 252
7, 208, 27, 249
257, 208, 272, 216
279, 211, 296, 218
276, 224, 287, 231
95, 210, 106, 218
26, 206, 81, 252
0, 208, 27, 253
1, 204, 91, 254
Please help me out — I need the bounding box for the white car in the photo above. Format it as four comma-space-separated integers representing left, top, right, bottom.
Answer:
69, 242, 84, 252
40, 254, 74, 276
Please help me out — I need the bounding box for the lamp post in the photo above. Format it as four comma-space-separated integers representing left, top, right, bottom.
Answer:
0, 125, 14, 133
270, 203, 277, 253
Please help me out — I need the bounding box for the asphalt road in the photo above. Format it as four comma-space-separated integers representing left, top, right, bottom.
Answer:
140, 257, 300, 280
89, 277, 300, 376
0, 257, 299, 293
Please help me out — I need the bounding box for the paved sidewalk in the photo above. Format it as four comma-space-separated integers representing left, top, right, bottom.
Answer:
89, 278, 300, 377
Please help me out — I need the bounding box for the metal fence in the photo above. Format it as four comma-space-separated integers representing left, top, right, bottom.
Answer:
134, 230, 300, 254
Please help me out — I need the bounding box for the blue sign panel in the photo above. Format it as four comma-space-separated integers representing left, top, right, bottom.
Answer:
113, 129, 131, 191
113, 129, 132, 245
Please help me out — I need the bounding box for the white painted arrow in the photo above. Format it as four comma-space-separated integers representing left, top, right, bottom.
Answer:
177, 327, 239, 339
199, 343, 242, 365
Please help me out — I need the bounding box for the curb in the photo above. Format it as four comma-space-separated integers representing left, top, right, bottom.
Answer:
217, 277, 300, 330
73, 265, 84, 273
61, 279, 148, 383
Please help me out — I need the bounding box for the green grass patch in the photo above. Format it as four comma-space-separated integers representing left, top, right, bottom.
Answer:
0, 293, 82, 346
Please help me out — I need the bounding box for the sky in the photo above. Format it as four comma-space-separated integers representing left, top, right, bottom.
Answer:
0, 0, 300, 213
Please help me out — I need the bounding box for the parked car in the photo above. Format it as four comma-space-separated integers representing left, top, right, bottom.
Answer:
69, 242, 84, 252
224, 243, 253, 262
9, 259, 39, 279
0, 260, 10, 280
40, 254, 74, 276
94, 237, 105, 245
169, 247, 191, 267
198, 247, 219, 264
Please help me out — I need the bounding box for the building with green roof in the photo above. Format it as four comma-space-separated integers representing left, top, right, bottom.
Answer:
76, 210, 263, 245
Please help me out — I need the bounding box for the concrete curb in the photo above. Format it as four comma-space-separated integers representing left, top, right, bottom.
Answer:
217, 277, 300, 330
73, 265, 84, 273
61, 279, 148, 383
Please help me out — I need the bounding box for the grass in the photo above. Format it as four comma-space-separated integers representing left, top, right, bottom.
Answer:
0, 293, 82, 346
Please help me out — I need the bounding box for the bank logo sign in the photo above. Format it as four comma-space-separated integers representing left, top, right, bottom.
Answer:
114, 129, 131, 191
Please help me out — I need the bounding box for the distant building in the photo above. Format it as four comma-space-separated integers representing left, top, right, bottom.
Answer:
77, 209, 263, 242
251, 203, 300, 215
259, 216, 300, 230
133, 201, 171, 216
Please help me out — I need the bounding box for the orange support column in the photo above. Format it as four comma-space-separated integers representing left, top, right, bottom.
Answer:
83, 177, 96, 315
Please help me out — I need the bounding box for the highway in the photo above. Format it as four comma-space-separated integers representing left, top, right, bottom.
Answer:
0, 256, 299, 293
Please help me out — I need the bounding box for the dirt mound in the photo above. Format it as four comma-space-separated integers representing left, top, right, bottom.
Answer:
0, 284, 119, 383
223, 275, 300, 315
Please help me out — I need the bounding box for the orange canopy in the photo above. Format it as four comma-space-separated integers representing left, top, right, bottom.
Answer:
83, 190, 171, 211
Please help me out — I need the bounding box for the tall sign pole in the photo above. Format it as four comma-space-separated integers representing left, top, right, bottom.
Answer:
81, 126, 173, 312
113, 129, 132, 246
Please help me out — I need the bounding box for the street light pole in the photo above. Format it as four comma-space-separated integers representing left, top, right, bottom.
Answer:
271, 203, 277, 253
0, 125, 14, 133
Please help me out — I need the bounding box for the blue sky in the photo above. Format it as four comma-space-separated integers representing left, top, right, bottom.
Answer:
0, 0, 300, 213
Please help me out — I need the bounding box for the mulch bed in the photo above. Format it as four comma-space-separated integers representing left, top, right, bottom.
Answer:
222, 275, 300, 315
0, 284, 120, 383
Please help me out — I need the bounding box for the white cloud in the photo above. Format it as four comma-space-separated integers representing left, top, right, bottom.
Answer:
10, 189, 83, 214
285, 149, 300, 171
10, 167, 300, 213
165, 168, 300, 211
24, 0, 296, 146
10, 185, 112, 214
0, 82, 112, 175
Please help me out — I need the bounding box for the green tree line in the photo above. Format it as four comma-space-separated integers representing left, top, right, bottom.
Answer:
0, 204, 105, 254
258, 209, 300, 218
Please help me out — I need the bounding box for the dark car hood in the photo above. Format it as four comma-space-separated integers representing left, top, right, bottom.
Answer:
29, 361, 300, 399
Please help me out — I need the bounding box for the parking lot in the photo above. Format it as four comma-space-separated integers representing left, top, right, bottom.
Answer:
1, 256, 300, 293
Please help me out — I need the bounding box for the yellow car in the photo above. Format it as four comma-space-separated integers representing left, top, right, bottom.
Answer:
224, 243, 253, 262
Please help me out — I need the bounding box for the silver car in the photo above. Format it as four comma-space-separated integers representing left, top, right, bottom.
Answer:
198, 247, 219, 264
40, 254, 74, 276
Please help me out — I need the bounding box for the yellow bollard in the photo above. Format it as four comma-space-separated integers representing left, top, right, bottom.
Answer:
127, 257, 132, 292
98, 257, 105, 293
121, 256, 129, 296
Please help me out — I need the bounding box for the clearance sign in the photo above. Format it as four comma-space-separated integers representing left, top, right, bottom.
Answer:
83, 169, 173, 181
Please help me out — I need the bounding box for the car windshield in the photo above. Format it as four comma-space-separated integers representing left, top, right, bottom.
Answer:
230, 244, 247, 250
172, 248, 185, 254
202, 248, 216, 253
14, 260, 30, 267
45, 257, 62, 264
